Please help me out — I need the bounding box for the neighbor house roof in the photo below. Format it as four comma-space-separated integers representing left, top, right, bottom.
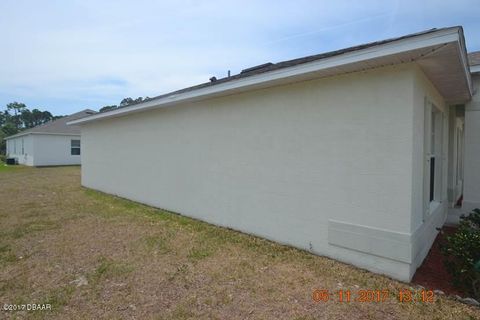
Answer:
69, 26, 472, 126
469, 51, 480, 66
469, 51, 480, 74
5, 109, 96, 139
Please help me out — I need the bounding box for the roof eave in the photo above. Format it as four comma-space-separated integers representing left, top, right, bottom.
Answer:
69, 27, 469, 126
4, 132, 81, 140
4, 132, 31, 140
456, 27, 474, 98
471, 65, 480, 74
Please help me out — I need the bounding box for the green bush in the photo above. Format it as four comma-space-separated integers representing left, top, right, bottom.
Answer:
441, 209, 480, 298
0, 154, 5, 163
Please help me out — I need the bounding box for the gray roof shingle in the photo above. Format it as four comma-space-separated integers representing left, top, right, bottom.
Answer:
6, 109, 96, 139
469, 51, 480, 66
101, 26, 463, 113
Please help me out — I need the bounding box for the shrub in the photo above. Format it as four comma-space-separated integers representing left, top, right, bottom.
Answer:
0, 154, 5, 164
441, 209, 480, 298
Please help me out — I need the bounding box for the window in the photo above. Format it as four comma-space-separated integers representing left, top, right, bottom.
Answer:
424, 99, 444, 218
13, 140, 16, 154
455, 123, 464, 188
71, 140, 80, 155
21, 139, 24, 155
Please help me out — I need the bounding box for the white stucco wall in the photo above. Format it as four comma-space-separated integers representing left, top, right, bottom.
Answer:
32, 134, 81, 166
463, 74, 480, 212
6, 135, 34, 166
410, 67, 448, 275
81, 64, 430, 281
6, 134, 81, 166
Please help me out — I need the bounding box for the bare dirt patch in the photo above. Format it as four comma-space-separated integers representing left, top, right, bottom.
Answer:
0, 166, 479, 319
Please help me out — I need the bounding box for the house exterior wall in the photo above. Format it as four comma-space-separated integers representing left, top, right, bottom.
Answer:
6, 134, 81, 166
81, 64, 425, 281
463, 74, 480, 213
6, 135, 34, 166
410, 66, 448, 275
32, 134, 81, 166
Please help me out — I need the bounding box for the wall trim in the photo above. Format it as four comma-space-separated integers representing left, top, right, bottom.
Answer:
328, 220, 412, 263
410, 202, 446, 268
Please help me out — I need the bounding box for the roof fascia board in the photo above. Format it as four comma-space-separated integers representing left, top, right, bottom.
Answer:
5, 132, 80, 140
30, 132, 81, 137
471, 65, 480, 73
4, 132, 31, 140
456, 28, 474, 96
69, 28, 462, 126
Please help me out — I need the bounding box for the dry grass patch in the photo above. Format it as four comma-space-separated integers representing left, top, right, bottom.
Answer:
0, 166, 479, 319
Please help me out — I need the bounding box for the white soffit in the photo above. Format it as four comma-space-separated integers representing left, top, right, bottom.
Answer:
69, 27, 471, 125
471, 65, 480, 74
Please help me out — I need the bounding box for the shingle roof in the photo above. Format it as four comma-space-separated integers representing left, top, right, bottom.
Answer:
71, 25, 470, 126
6, 109, 96, 139
104, 27, 459, 112
469, 51, 480, 66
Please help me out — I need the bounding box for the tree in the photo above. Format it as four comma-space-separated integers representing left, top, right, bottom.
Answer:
20, 109, 33, 128
119, 97, 145, 108
100, 105, 118, 113
0, 130, 5, 156
0, 102, 61, 157
2, 123, 18, 136
6, 102, 26, 115
31, 109, 45, 127
1, 110, 12, 127
119, 97, 134, 107
6, 102, 26, 129
133, 97, 144, 104
100, 97, 148, 113
40, 110, 54, 124
1, 123, 18, 154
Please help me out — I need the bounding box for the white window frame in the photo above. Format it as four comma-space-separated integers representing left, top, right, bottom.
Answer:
423, 99, 445, 220
71, 139, 80, 156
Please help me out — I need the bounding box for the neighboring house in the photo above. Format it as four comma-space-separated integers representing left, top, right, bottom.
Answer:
5, 109, 95, 166
70, 26, 479, 281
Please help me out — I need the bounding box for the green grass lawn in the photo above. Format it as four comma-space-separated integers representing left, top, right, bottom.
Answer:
0, 166, 479, 319
0, 162, 24, 172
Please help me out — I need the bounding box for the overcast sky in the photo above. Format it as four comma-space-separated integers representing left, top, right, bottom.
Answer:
1, 0, 479, 115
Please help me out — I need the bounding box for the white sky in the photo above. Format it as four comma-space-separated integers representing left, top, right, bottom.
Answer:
1, 0, 479, 115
